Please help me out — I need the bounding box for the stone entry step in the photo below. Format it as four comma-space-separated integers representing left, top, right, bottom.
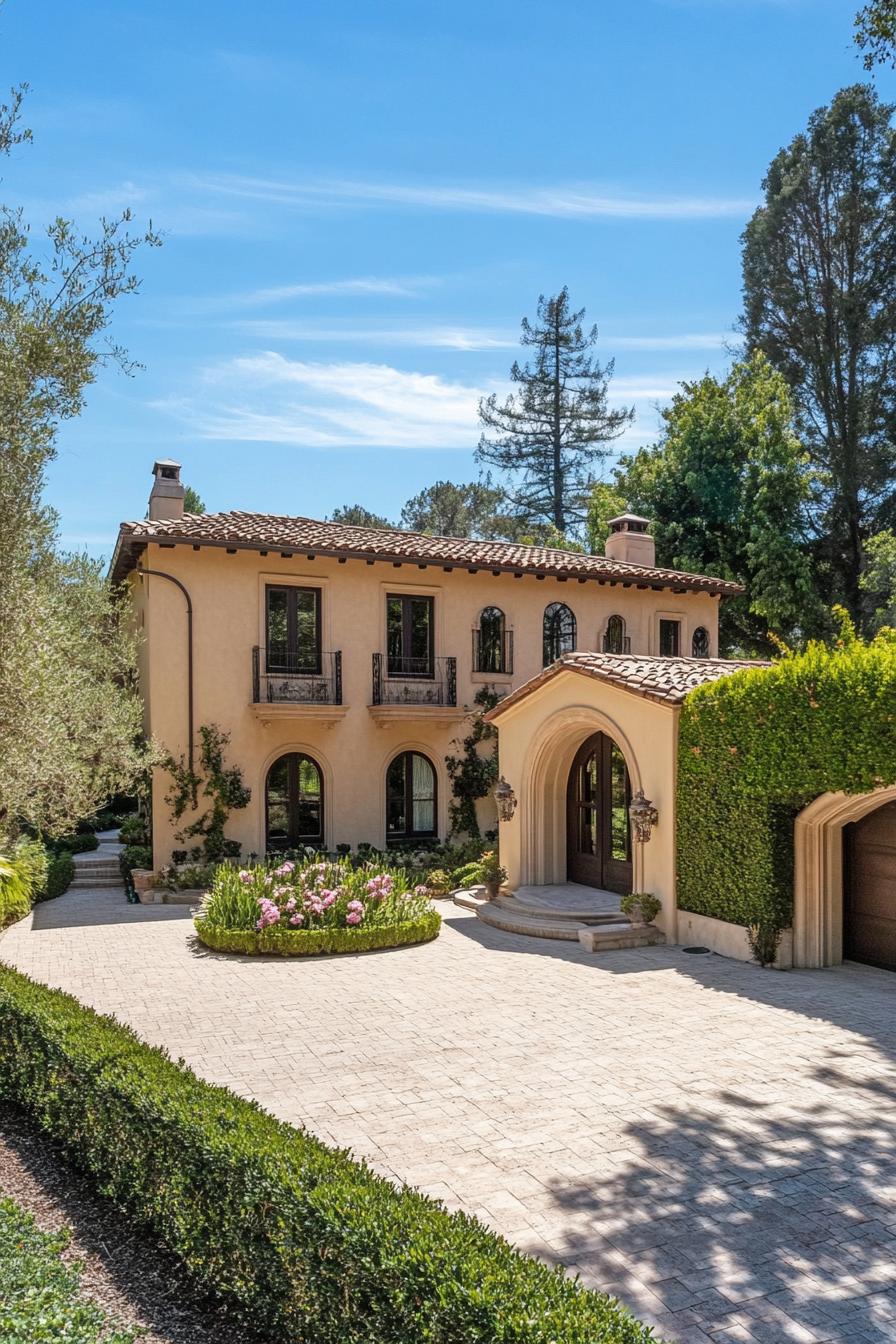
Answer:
454, 886, 665, 951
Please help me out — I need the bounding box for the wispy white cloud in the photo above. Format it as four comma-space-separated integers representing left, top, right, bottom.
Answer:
187, 171, 754, 221
224, 276, 430, 307
153, 351, 686, 452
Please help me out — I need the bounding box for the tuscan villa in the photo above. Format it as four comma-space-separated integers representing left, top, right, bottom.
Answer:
112, 460, 896, 973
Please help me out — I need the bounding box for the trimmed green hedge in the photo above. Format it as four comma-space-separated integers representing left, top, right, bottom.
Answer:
0, 963, 657, 1344
678, 625, 896, 929
43, 852, 75, 902
0, 1197, 137, 1343
55, 833, 100, 855
196, 909, 442, 956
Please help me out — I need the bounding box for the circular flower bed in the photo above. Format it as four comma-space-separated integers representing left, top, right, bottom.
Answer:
194, 857, 441, 956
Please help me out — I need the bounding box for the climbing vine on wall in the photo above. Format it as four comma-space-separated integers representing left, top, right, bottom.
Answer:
445, 686, 500, 839
163, 724, 251, 862
677, 613, 896, 932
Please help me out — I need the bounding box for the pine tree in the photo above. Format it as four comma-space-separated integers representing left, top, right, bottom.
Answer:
476, 289, 633, 535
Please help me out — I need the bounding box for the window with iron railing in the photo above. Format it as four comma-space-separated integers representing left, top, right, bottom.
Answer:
473, 607, 513, 674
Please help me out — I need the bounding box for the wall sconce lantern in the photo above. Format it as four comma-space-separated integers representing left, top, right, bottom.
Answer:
494, 776, 517, 822
629, 789, 658, 844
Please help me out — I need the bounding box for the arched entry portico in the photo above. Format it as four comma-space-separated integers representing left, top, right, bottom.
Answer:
794, 786, 896, 968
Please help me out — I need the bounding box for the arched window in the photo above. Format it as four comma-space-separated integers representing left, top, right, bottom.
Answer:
475, 606, 508, 674
543, 603, 576, 665
266, 753, 324, 852
692, 626, 710, 658
603, 614, 627, 654
387, 751, 437, 842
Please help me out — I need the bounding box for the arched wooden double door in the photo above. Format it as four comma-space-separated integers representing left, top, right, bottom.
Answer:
566, 732, 633, 894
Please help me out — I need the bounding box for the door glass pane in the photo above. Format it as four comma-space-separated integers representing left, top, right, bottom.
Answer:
267, 589, 289, 669
582, 753, 599, 805
609, 744, 630, 861
579, 806, 598, 855
296, 757, 322, 839
411, 753, 435, 834
387, 597, 403, 672
295, 591, 319, 672
409, 598, 432, 668
266, 757, 290, 848
386, 755, 406, 835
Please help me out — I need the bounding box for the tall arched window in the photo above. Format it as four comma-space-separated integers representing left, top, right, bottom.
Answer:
387, 751, 437, 842
603, 614, 627, 654
475, 606, 508, 673
543, 602, 576, 665
266, 753, 324, 852
692, 626, 710, 658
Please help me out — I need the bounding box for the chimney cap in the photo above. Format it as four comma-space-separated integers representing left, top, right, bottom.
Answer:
152, 458, 181, 475
607, 512, 651, 535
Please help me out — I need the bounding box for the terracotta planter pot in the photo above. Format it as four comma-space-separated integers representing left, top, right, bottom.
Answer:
483, 879, 501, 900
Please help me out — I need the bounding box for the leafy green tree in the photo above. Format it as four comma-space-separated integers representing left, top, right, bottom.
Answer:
855, 1, 896, 66
0, 86, 157, 840
477, 288, 634, 535
328, 504, 392, 528
399, 478, 521, 539
183, 486, 205, 514
585, 482, 628, 553
618, 354, 817, 653
860, 530, 896, 629
742, 84, 896, 626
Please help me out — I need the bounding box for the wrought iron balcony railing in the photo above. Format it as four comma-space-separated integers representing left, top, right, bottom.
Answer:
602, 634, 632, 654
253, 648, 343, 704
472, 628, 514, 675
372, 653, 457, 706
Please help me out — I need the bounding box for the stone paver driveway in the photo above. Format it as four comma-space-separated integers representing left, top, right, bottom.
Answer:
4, 888, 896, 1343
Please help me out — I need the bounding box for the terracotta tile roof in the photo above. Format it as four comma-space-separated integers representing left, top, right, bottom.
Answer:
485, 651, 769, 716
110, 510, 743, 596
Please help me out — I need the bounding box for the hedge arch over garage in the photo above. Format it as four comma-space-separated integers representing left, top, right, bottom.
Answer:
677, 619, 896, 933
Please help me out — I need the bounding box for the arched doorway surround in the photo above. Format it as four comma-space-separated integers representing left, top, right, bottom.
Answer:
793, 786, 896, 968
518, 703, 645, 890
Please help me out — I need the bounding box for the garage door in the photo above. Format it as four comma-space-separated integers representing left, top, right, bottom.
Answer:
845, 802, 896, 971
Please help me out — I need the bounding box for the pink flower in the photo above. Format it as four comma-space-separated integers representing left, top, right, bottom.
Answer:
238, 870, 252, 884
285, 897, 296, 912
275, 861, 295, 876
414, 884, 429, 897
347, 899, 365, 912
289, 913, 304, 926
346, 910, 362, 925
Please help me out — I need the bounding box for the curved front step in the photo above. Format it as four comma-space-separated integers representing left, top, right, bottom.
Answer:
492, 894, 624, 925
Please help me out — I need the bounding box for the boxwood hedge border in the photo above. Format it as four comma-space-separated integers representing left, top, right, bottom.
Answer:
0, 962, 657, 1344
194, 909, 442, 956
677, 625, 896, 932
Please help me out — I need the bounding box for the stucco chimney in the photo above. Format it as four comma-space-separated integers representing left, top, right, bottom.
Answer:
148, 459, 185, 521
604, 513, 656, 567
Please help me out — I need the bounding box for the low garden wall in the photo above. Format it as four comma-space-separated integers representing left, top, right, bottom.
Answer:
677, 622, 896, 947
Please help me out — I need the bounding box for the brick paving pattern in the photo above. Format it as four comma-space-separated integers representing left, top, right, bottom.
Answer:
4, 887, 896, 1343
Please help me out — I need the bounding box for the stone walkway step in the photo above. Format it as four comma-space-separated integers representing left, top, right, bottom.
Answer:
493, 893, 624, 924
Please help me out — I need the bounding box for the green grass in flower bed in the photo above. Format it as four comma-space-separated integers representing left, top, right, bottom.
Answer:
0, 1196, 137, 1343
0, 962, 658, 1344
195, 908, 441, 955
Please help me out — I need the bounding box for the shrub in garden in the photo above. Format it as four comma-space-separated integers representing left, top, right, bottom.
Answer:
118, 814, 150, 846
197, 856, 441, 955
119, 844, 152, 883
55, 832, 100, 855
43, 851, 75, 901
0, 963, 656, 1344
0, 1198, 137, 1344
0, 856, 31, 927
12, 838, 50, 901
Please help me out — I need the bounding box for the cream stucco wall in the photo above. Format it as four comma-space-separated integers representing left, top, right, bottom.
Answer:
490, 670, 681, 940
130, 541, 718, 868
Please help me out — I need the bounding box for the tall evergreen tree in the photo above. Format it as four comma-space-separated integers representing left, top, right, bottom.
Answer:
476, 288, 633, 535
742, 84, 896, 626
328, 504, 392, 529
617, 354, 818, 654
399, 479, 517, 539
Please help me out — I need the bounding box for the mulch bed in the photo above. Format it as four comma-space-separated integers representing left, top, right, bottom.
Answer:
0, 1103, 271, 1344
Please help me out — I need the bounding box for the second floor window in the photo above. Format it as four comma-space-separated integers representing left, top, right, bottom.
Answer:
692, 626, 710, 658
266, 585, 321, 674
603, 614, 627, 654
475, 606, 509, 673
543, 602, 576, 666
387, 593, 434, 678
659, 618, 681, 657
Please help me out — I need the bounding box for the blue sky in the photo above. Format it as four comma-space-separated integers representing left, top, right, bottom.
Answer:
3, 0, 880, 556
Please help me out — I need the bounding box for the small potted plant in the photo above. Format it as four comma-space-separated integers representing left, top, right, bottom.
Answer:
479, 850, 507, 900
620, 892, 661, 927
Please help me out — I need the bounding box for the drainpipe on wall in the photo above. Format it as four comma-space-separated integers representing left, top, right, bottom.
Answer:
138, 566, 194, 774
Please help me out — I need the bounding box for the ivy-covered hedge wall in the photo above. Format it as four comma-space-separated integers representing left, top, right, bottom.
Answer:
677, 625, 896, 929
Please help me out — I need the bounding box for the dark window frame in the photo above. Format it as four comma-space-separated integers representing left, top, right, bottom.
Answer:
475, 605, 508, 674
265, 584, 322, 675
265, 751, 324, 852
543, 602, 577, 666
692, 626, 710, 658
659, 618, 681, 657
386, 593, 435, 678
604, 614, 626, 654
386, 750, 438, 843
